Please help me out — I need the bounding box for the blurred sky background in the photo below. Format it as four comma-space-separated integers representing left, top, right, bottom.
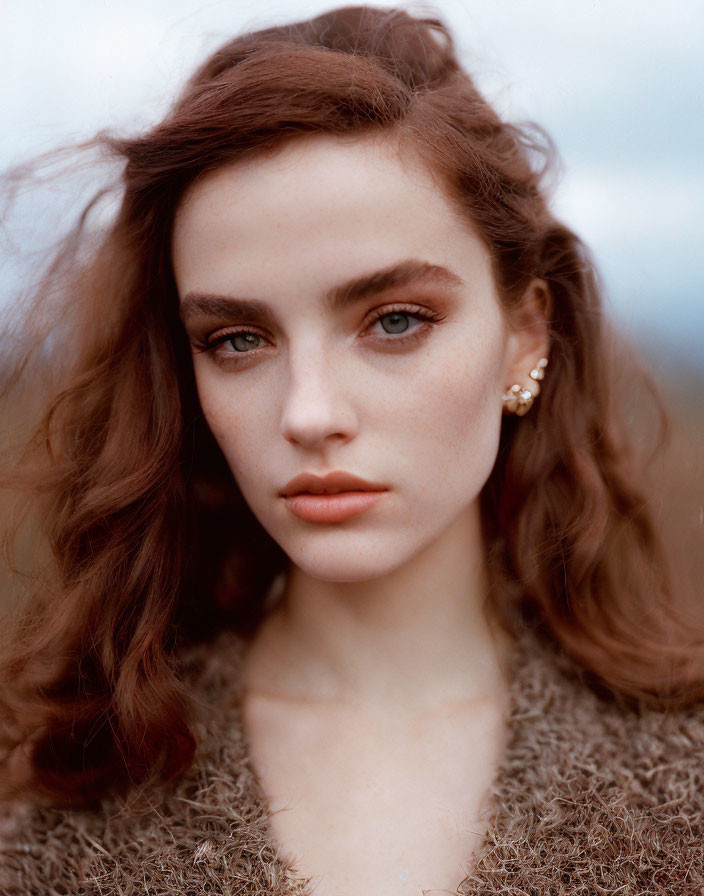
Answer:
1, 0, 702, 369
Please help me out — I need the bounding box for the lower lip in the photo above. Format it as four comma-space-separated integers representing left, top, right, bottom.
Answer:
283, 490, 388, 523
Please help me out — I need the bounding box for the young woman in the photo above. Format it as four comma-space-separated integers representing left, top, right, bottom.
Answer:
1, 6, 702, 894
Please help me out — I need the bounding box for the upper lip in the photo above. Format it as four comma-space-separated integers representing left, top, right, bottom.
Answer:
281, 470, 388, 497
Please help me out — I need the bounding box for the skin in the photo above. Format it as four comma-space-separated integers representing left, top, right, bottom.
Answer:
172, 132, 549, 894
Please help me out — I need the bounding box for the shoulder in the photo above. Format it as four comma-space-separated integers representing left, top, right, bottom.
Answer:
463, 624, 704, 893
0, 627, 309, 896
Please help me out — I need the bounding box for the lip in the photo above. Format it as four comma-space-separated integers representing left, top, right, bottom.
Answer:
280, 470, 388, 497
283, 491, 387, 523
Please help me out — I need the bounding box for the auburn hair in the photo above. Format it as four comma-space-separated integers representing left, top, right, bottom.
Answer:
0, 5, 702, 808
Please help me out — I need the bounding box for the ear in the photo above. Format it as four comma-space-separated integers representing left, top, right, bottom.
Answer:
503, 278, 551, 404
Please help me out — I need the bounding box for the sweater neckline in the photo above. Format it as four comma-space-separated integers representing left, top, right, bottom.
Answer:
189, 619, 558, 895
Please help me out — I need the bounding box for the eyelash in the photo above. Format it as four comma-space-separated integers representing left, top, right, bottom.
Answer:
193, 303, 444, 368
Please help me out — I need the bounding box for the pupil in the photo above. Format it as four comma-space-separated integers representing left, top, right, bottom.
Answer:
383, 313, 409, 334
233, 333, 259, 352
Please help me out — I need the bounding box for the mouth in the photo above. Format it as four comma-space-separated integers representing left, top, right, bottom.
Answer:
292, 487, 386, 496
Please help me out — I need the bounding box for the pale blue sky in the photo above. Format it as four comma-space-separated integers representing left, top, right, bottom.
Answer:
1, 0, 702, 366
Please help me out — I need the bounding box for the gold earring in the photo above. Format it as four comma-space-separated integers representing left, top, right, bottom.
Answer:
503, 357, 549, 416
502, 384, 534, 416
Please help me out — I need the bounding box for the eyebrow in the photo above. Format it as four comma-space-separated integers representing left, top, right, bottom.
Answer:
178, 259, 464, 326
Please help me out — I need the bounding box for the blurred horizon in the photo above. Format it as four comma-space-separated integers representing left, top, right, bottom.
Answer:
1, 0, 702, 369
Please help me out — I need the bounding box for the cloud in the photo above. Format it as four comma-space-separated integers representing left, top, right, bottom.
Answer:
1, 0, 702, 364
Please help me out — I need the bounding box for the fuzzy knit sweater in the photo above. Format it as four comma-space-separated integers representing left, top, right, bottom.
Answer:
1, 623, 703, 895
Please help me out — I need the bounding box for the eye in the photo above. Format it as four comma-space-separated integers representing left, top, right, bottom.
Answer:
363, 303, 443, 344
193, 302, 444, 368
219, 332, 265, 353
371, 310, 421, 336
193, 328, 268, 357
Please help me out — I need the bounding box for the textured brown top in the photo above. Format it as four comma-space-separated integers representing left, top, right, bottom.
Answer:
1, 623, 703, 894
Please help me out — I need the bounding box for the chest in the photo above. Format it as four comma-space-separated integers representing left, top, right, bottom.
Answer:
241, 693, 508, 896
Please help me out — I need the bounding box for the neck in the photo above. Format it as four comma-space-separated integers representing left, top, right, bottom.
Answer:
242, 506, 511, 712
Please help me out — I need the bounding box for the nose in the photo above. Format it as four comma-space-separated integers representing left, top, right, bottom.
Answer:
279, 345, 358, 450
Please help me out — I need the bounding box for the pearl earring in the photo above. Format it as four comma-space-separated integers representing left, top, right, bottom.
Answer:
502, 357, 549, 416
529, 357, 549, 382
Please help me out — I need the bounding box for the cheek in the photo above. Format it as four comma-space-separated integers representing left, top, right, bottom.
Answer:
194, 371, 230, 445
443, 344, 504, 445
193, 369, 267, 471
391, 330, 506, 493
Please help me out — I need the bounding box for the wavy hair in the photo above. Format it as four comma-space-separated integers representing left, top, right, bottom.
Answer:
1, 5, 702, 807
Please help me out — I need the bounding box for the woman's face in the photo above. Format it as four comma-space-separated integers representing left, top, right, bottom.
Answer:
173, 134, 540, 581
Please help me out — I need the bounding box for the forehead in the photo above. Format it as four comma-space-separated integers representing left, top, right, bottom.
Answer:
171, 133, 489, 302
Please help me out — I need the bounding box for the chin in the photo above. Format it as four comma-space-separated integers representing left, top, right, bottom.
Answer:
282, 539, 413, 583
